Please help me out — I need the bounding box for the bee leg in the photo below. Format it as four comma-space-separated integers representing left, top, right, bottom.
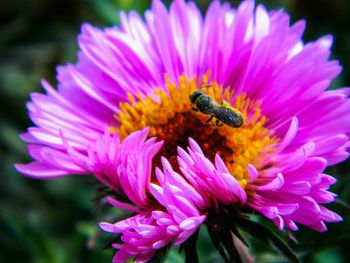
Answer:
216, 119, 223, 127
192, 107, 199, 112
205, 115, 214, 123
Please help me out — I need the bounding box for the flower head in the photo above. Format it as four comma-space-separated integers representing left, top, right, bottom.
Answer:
16, 0, 349, 262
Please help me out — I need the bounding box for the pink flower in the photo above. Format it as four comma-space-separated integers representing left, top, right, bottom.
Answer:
100, 157, 207, 262
16, 0, 349, 262
89, 127, 163, 210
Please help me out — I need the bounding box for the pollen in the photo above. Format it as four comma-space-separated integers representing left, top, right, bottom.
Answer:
114, 74, 277, 188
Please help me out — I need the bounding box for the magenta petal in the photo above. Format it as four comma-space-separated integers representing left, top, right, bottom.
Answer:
322, 151, 349, 165
15, 163, 71, 178
166, 225, 180, 235
278, 117, 298, 151
309, 221, 327, 232
149, 183, 165, 204
273, 215, 284, 230
247, 164, 259, 180
214, 154, 230, 174
255, 173, 284, 191
113, 249, 130, 263
174, 228, 199, 245
285, 219, 298, 231
259, 206, 278, 219
152, 240, 169, 249
320, 207, 342, 222
282, 181, 311, 195
173, 195, 200, 217
179, 215, 206, 230
100, 222, 120, 233
277, 204, 299, 215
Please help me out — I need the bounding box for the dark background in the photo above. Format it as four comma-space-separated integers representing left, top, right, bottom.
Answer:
1, 0, 349, 262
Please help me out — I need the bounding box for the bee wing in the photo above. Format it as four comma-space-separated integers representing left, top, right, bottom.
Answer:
217, 107, 244, 127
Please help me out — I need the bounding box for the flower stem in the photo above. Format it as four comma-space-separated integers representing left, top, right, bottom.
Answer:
182, 230, 199, 263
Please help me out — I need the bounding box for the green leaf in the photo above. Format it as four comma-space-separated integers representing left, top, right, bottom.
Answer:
238, 215, 301, 263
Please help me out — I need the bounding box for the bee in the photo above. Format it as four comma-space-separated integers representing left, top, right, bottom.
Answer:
189, 89, 244, 128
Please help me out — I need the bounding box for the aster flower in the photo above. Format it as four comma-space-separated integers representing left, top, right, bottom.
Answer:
16, 0, 349, 262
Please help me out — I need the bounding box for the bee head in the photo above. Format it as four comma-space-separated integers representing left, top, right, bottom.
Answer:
189, 90, 206, 104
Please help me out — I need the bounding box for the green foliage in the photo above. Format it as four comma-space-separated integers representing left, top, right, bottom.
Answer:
1, 0, 349, 262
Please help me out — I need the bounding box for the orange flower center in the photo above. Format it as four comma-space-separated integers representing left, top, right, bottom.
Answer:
112, 74, 277, 188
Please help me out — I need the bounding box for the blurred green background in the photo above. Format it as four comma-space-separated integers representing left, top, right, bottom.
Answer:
1, 0, 349, 262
